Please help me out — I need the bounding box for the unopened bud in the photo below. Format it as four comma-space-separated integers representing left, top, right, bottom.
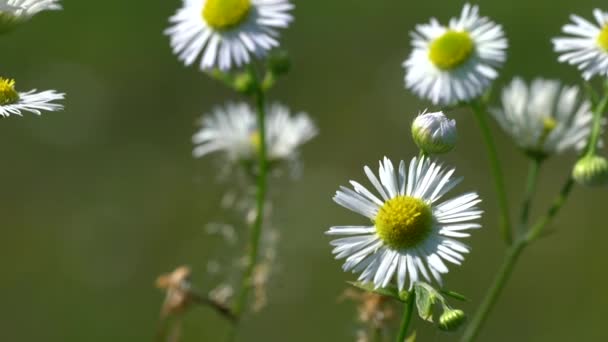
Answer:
572, 155, 608, 187
233, 72, 256, 95
411, 111, 457, 155
438, 309, 466, 331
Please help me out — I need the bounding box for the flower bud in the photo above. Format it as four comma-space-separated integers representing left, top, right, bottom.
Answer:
572, 155, 608, 187
411, 111, 457, 154
438, 309, 466, 331
233, 72, 256, 95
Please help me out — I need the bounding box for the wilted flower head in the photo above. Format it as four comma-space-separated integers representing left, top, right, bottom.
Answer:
491, 77, 594, 158
0, 77, 64, 117
403, 3, 507, 105
165, 0, 294, 71
192, 102, 317, 171
411, 111, 457, 154
553, 9, 608, 80
0, 0, 61, 33
341, 289, 396, 328
156, 266, 194, 318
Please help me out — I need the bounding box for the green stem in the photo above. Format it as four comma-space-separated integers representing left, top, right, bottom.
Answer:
461, 176, 575, 341
470, 101, 513, 245
396, 292, 415, 342
525, 177, 575, 242
460, 239, 526, 342
585, 90, 608, 157
518, 159, 542, 232
232, 72, 269, 320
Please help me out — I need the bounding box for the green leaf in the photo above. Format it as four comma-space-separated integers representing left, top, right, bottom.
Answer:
346, 281, 407, 302
404, 331, 417, 342
414, 283, 437, 322
440, 289, 468, 302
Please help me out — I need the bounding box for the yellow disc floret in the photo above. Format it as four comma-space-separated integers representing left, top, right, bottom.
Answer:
374, 196, 433, 249
538, 116, 557, 146
429, 30, 475, 70
0, 78, 19, 105
249, 130, 262, 154
203, 0, 252, 31
597, 25, 608, 51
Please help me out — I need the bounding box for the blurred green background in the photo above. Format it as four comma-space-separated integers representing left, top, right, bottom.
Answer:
1, 0, 607, 341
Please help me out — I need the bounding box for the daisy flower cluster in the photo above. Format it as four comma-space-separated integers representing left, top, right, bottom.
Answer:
388, 3, 608, 340
327, 3, 608, 341
158, 2, 608, 341
160, 0, 319, 337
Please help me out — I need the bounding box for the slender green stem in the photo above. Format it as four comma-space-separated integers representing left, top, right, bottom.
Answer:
525, 177, 575, 242
518, 159, 542, 232
396, 292, 415, 342
460, 239, 526, 342
461, 176, 575, 341
585, 91, 608, 157
232, 70, 269, 320
470, 101, 513, 245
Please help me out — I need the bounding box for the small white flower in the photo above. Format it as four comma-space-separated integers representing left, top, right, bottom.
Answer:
553, 9, 608, 80
165, 0, 293, 71
327, 156, 482, 290
411, 111, 457, 154
0, 0, 61, 32
0, 77, 64, 117
403, 3, 507, 105
491, 77, 594, 157
192, 102, 317, 164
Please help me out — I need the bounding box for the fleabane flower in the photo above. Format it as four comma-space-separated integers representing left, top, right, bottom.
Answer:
0, 77, 64, 117
0, 0, 61, 33
491, 77, 594, 158
553, 9, 608, 80
192, 102, 317, 166
327, 157, 482, 290
403, 3, 507, 105
165, 0, 293, 71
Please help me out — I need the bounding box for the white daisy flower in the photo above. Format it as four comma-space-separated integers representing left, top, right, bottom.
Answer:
0, 77, 64, 117
327, 156, 482, 290
552, 9, 608, 80
0, 0, 61, 32
403, 3, 507, 105
192, 102, 317, 164
165, 0, 294, 71
491, 77, 595, 158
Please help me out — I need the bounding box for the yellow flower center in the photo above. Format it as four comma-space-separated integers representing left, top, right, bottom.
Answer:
538, 116, 557, 145
597, 25, 608, 51
429, 30, 475, 70
374, 196, 433, 249
0, 78, 19, 105
202, 0, 252, 31
249, 130, 262, 154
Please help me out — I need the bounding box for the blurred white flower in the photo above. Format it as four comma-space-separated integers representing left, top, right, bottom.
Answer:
403, 3, 507, 105
0, 77, 64, 117
165, 0, 293, 71
193, 102, 317, 165
327, 157, 482, 290
0, 0, 61, 32
491, 77, 595, 158
411, 111, 457, 154
553, 9, 608, 80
